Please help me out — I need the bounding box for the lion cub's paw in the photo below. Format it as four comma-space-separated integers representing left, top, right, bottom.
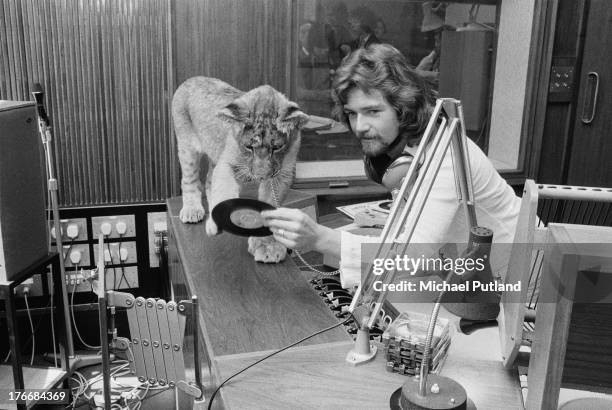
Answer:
205, 217, 220, 236
248, 236, 287, 263
179, 204, 205, 224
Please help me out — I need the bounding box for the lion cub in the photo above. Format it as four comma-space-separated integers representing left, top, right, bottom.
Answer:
172, 77, 308, 263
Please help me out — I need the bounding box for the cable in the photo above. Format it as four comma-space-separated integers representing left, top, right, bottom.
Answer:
49, 239, 74, 367
69, 362, 127, 408
24, 293, 35, 365
206, 315, 353, 410
62, 240, 74, 275
69, 370, 89, 409
107, 241, 119, 290
1, 288, 38, 366
268, 179, 340, 276
50, 288, 58, 367
71, 359, 161, 410
119, 266, 131, 288
70, 282, 101, 350
4, 297, 55, 364
116, 237, 131, 289
138, 387, 170, 404
293, 249, 340, 276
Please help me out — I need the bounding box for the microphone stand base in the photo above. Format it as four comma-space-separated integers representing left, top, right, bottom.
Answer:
345, 328, 377, 365
390, 374, 467, 410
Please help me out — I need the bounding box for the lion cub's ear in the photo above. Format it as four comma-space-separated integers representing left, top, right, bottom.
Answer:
218, 98, 249, 124
281, 102, 309, 130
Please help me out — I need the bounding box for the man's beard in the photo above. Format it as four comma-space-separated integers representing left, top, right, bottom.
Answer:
359, 134, 391, 157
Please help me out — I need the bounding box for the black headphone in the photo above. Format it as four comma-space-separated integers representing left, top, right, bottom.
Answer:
363, 130, 419, 191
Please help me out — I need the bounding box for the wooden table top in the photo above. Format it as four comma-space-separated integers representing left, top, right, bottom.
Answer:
167, 197, 349, 357
216, 319, 523, 410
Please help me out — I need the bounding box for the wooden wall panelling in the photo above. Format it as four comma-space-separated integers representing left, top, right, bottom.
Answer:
518, 0, 558, 182
172, 0, 291, 93
536, 0, 588, 184
171, 0, 292, 182
538, 102, 573, 183
2, 0, 293, 206
0, 0, 177, 206
565, 0, 612, 187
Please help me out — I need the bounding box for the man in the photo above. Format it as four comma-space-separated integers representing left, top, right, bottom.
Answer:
262, 44, 521, 288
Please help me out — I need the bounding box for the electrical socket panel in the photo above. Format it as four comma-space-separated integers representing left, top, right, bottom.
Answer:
93, 241, 137, 265
50, 218, 88, 243
14, 282, 33, 295
104, 265, 138, 290
147, 212, 168, 268
92, 215, 136, 239
65, 271, 87, 289
17, 274, 43, 297
63, 244, 91, 268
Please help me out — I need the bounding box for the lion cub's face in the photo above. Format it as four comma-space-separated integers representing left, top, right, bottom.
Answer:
219, 85, 308, 182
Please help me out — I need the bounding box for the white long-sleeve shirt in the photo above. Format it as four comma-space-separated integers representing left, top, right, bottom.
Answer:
339, 138, 521, 288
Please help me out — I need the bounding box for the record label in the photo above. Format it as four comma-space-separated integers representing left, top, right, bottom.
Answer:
230, 208, 264, 229
211, 198, 275, 237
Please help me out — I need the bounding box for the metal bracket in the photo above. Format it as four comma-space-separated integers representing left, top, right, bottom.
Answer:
107, 290, 135, 309
177, 299, 193, 317
176, 380, 203, 398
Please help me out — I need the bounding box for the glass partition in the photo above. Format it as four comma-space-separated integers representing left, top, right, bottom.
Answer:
290, 0, 532, 184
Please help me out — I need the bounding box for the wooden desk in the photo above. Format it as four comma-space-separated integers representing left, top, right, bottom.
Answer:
167, 196, 348, 357
167, 199, 523, 409
167, 196, 350, 408
215, 302, 523, 410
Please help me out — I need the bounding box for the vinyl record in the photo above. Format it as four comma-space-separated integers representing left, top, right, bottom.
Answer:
377, 200, 393, 213
211, 198, 275, 237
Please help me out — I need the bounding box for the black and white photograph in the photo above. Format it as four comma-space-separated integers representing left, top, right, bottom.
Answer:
1, 0, 611, 409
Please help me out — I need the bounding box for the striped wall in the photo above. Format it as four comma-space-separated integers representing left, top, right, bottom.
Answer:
2, 0, 292, 207
1, 0, 176, 206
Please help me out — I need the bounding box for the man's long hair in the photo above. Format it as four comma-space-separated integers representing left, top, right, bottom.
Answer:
331, 43, 437, 146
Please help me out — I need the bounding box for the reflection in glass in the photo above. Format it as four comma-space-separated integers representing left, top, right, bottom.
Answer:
293, 1, 498, 176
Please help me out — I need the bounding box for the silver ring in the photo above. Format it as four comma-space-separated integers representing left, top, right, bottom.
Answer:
278, 229, 285, 238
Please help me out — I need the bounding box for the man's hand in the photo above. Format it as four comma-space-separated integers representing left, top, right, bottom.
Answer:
260, 208, 322, 251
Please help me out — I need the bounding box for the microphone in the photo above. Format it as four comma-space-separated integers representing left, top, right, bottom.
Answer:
31, 83, 50, 126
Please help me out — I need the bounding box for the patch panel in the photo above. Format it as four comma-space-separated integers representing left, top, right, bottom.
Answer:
147, 212, 168, 268
50, 218, 88, 242
92, 215, 136, 239
93, 241, 137, 265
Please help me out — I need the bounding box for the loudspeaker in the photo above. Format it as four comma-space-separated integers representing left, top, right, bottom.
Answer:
0, 101, 48, 281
